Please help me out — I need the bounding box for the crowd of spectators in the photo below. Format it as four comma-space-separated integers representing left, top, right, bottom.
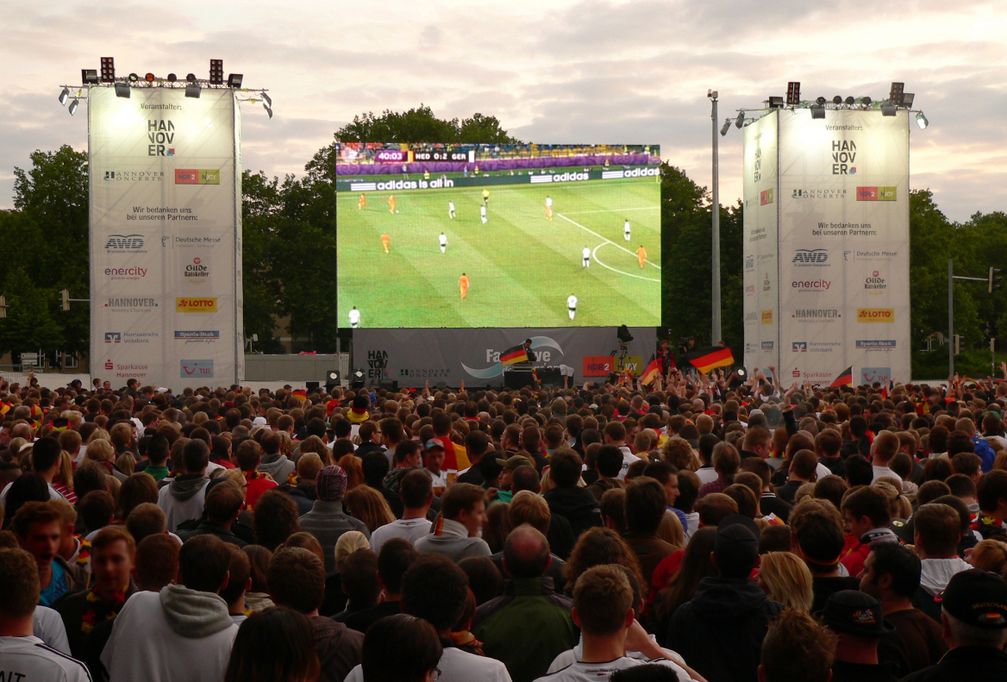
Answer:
1, 370, 1007, 681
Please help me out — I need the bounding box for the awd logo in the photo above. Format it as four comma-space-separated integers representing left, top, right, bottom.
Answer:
792, 249, 829, 266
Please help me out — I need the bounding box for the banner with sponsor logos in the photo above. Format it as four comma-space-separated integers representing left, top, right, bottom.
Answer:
89, 86, 243, 388
743, 108, 910, 385
742, 112, 780, 374
353, 327, 656, 387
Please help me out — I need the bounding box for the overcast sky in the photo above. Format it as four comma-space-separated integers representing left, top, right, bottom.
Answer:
2, 0, 1004, 221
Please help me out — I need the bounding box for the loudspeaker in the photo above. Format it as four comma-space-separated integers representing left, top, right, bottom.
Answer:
305, 381, 320, 392
504, 369, 534, 389
617, 325, 634, 343
379, 380, 399, 391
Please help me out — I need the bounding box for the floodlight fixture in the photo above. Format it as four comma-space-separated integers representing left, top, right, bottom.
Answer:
881, 103, 897, 116
815, 96, 826, 105
144, 72, 155, 83
832, 95, 843, 105
114, 82, 130, 98
227, 73, 243, 88
720, 118, 731, 136
261, 91, 272, 107
263, 102, 273, 119
903, 92, 915, 108
916, 111, 929, 129
58, 87, 70, 106
734, 111, 745, 129
209, 59, 224, 85
185, 82, 201, 98
768, 96, 784, 108
889, 81, 905, 106
82, 69, 99, 85
100, 57, 115, 83
860, 96, 872, 106
167, 73, 177, 83
786, 81, 800, 106
128, 72, 139, 82
186, 73, 197, 83
68, 98, 79, 116
810, 104, 826, 119
844, 96, 855, 106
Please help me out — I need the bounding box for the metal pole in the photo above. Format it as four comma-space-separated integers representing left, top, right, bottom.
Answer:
711, 92, 722, 344
948, 259, 954, 378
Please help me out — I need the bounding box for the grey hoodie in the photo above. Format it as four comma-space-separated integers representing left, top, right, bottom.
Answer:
258, 454, 294, 483
159, 584, 234, 638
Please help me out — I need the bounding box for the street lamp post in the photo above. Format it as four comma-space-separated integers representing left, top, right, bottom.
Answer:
709, 90, 722, 345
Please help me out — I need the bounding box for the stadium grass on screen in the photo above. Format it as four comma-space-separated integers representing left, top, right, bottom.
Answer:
336, 143, 661, 328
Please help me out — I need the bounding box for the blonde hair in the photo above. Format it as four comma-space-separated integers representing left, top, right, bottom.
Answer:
656, 509, 685, 549
509, 490, 551, 534
969, 539, 1007, 575
334, 530, 370, 571
86, 439, 115, 464
342, 485, 394, 533
56, 450, 75, 491
759, 551, 814, 611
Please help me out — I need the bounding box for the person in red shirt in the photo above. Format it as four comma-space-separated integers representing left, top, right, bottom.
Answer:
236, 439, 277, 510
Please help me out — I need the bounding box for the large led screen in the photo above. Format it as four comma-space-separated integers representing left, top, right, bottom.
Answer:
336, 143, 661, 328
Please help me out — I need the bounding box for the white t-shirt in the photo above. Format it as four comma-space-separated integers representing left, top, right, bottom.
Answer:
871, 464, 901, 485
582, 247, 590, 259
349, 308, 361, 325
344, 646, 512, 682
568, 295, 578, 309
538, 654, 692, 682
624, 221, 631, 232
480, 205, 487, 217
545, 197, 553, 207
370, 517, 434, 554
617, 446, 640, 480
33, 606, 70, 655
439, 234, 448, 246
449, 201, 456, 212
0, 636, 91, 682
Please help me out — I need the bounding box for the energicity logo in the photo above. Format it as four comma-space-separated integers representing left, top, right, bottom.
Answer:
461, 336, 564, 379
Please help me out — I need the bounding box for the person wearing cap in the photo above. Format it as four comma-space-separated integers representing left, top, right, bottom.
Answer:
299, 465, 370, 575
819, 589, 897, 682
422, 439, 448, 489
665, 515, 782, 682
901, 568, 1007, 681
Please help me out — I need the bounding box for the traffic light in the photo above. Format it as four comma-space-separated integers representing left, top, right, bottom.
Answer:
990, 267, 1003, 294
60, 288, 70, 311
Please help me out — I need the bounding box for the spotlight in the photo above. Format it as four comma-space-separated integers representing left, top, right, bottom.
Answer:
844, 96, 855, 106
815, 96, 826, 105
81, 69, 99, 85
128, 73, 139, 82
768, 96, 784, 108
889, 82, 905, 106
209, 59, 224, 85
736, 368, 747, 378
185, 82, 201, 98
903, 93, 915, 108
58, 87, 70, 106
263, 102, 273, 119
166, 73, 177, 83
261, 91, 272, 107
881, 103, 897, 116
227, 73, 243, 88
617, 324, 634, 343
185, 73, 197, 83
144, 72, 155, 83
832, 95, 843, 105
734, 111, 745, 129
786, 81, 801, 106
720, 118, 731, 136
351, 369, 365, 389
860, 96, 872, 106
99, 57, 115, 83
810, 104, 826, 119
916, 111, 929, 129
114, 82, 130, 98
68, 98, 79, 116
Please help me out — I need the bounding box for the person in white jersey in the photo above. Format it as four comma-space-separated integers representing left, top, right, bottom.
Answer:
582, 246, 591, 268
480, 204, 488, 225
623, 218, 631, 241
439, 232, 448, 254
448, 200, 456, 219
348, 306, 360, 329
567, 293, 578, 321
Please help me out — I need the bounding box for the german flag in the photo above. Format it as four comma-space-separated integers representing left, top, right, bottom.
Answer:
830, 366, 853, 388
500, 344, 529, 366
640, 356, 661, 386
687, 346, 734, 374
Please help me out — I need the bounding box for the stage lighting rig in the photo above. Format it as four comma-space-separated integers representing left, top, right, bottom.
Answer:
100, 57, 115, 83
209, 59, 224, 85
720, 118, 731, 136
58, 87, 70, 106
786, 81, 800, 106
